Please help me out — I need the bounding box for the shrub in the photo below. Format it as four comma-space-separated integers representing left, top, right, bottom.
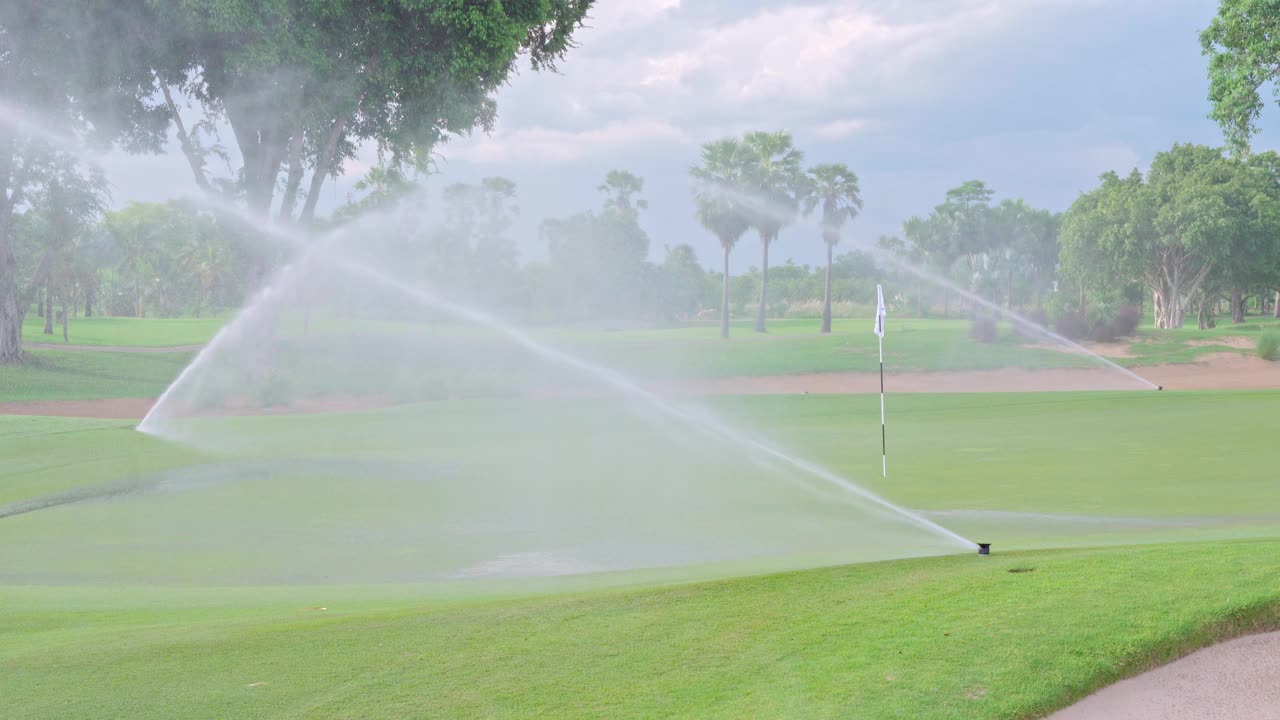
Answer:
1027, 307, 1048, 328
1054, 311, 1089, 341
970, 315, 998, 343
1112, 304, 1142, 337
1259, 331, 1280, 361
1089, 319, 1117, 343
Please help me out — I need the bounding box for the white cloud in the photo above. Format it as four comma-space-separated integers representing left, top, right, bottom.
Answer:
811, 119, 873, 140
584, 0, 681, 36
449, 120, 691, 165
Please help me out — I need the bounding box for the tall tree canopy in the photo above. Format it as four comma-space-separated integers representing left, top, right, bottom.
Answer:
690, 138, 751, 339
738, 130, 805, 333
802, 163, 861, 334
1060, 144, 1280, 328
0, 0, 593, 362
1201, 0, 1280, 155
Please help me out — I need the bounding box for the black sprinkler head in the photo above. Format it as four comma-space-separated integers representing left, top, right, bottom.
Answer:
977, 543, 991, 556
1158, 386, 1163, 391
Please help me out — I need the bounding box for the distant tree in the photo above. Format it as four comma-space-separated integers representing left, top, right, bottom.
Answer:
658, 244, 711, 323
739, 131, 805, 333
1060, 144, 1278, 329
802, 163, 862, 333
990, 199, 1060, 311
937, 180, 995, 295
690, 139, 751, 338
599, 170, 648, 215
0, 2, 162, 362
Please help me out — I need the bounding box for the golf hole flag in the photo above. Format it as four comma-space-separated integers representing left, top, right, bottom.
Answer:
874, 285, 886, 338
875, 285, 887, 477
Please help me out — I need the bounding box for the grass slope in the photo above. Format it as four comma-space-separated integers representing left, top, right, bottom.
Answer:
0, 350, 192, 403
3, 542, 1278, 719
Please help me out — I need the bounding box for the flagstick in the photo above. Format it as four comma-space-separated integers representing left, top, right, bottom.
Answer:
879, 332, 886, 478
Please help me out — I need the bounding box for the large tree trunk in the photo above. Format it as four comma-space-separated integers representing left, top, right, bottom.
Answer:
1230, 288, 1245, 323
916, 277, 922, 319
1274, 290, 1280, 319
60, 292, 68, 342
43, 285, 53, 335
84, 285, 93, 317
720, 242, 730, 340
821, 243, 833, 334
1033, 266, 1043, 310
754, 232, 769, 333
1006, 267, 1013, 309
0, 232, 21, 362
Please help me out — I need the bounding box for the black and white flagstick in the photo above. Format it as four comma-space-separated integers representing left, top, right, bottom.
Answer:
875, 284, 887, 478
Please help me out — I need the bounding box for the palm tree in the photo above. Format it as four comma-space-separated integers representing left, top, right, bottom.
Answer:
739, 130, 804, 333
802, 163, 862, 333
690, 139, 750, 339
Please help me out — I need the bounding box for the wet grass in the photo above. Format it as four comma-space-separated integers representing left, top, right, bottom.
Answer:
2, 542, 1277, 719
0, 350, 192, 402
2, 390, 1279, 718
21, 313, 228, 347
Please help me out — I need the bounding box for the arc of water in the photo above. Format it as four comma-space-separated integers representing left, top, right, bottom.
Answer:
139, 193, 976, 551
0, 108, 976, 551
693, 180, 1158, 390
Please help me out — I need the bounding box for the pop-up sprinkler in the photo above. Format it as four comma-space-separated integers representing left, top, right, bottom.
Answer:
977, 543, 991, 556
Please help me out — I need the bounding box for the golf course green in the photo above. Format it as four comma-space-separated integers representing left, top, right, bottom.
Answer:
3, 321, 1278, 719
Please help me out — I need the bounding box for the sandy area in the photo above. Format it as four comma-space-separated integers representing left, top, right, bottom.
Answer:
2, 354, 1276, 420
670, 353, 1277, 395
1047, 631, 1280, 720
25, 343, 203, 353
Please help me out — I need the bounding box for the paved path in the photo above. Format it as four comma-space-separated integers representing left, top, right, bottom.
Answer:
25, 343, 203, 354
1047, 631, 1280, 720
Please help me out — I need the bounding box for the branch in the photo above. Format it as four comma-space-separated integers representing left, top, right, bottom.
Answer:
278, 121, 306, 222
298, 115, 348, 226
158, 79, 211, 192
18, 248, 55, 307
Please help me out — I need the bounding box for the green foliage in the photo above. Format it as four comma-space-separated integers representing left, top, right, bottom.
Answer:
1060, 144, 1280, 329
1258, 331, 1280, 360
1201, 0, 1280, 155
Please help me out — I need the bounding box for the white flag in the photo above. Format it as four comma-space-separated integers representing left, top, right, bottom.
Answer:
874, 284, 886, 338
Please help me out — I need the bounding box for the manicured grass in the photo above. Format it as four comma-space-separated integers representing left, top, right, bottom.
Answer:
2, 315, 1272, 406
0, 350, 192, 402
21, 313, 226, 347
2, 391, 1279, 718
2, 542, 1276, 719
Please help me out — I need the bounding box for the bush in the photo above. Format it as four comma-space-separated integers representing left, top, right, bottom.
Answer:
1027, 307, 1048, 328
1089, 319, 1117, 343
1259, 331, 1280, 361
1112, 304, 1142, 337
969, 315, 998, 343
1054, 311, 1089, 340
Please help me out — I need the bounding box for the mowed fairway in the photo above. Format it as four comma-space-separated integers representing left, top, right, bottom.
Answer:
3, 388, 1278, 719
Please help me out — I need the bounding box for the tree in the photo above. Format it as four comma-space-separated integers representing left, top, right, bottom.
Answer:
1202, 1, 1280, 317
599, 170, 647, 214
690, 139, 750, 339
1060, 145, 1273, 329
990, 199, 1060, 311
1201, 1, 1280, 156
937, 180, 995, 297
802, 163, 862, 333
0, 2, 162, 362
739, 130, 805, 333
658, 244, 711, 323
543, 172, 652, 325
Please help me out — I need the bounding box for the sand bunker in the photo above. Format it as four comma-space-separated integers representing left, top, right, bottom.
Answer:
1048, 630, 1280, 719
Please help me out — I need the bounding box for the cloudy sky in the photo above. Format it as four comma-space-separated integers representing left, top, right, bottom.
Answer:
100, 0, 1271, 270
